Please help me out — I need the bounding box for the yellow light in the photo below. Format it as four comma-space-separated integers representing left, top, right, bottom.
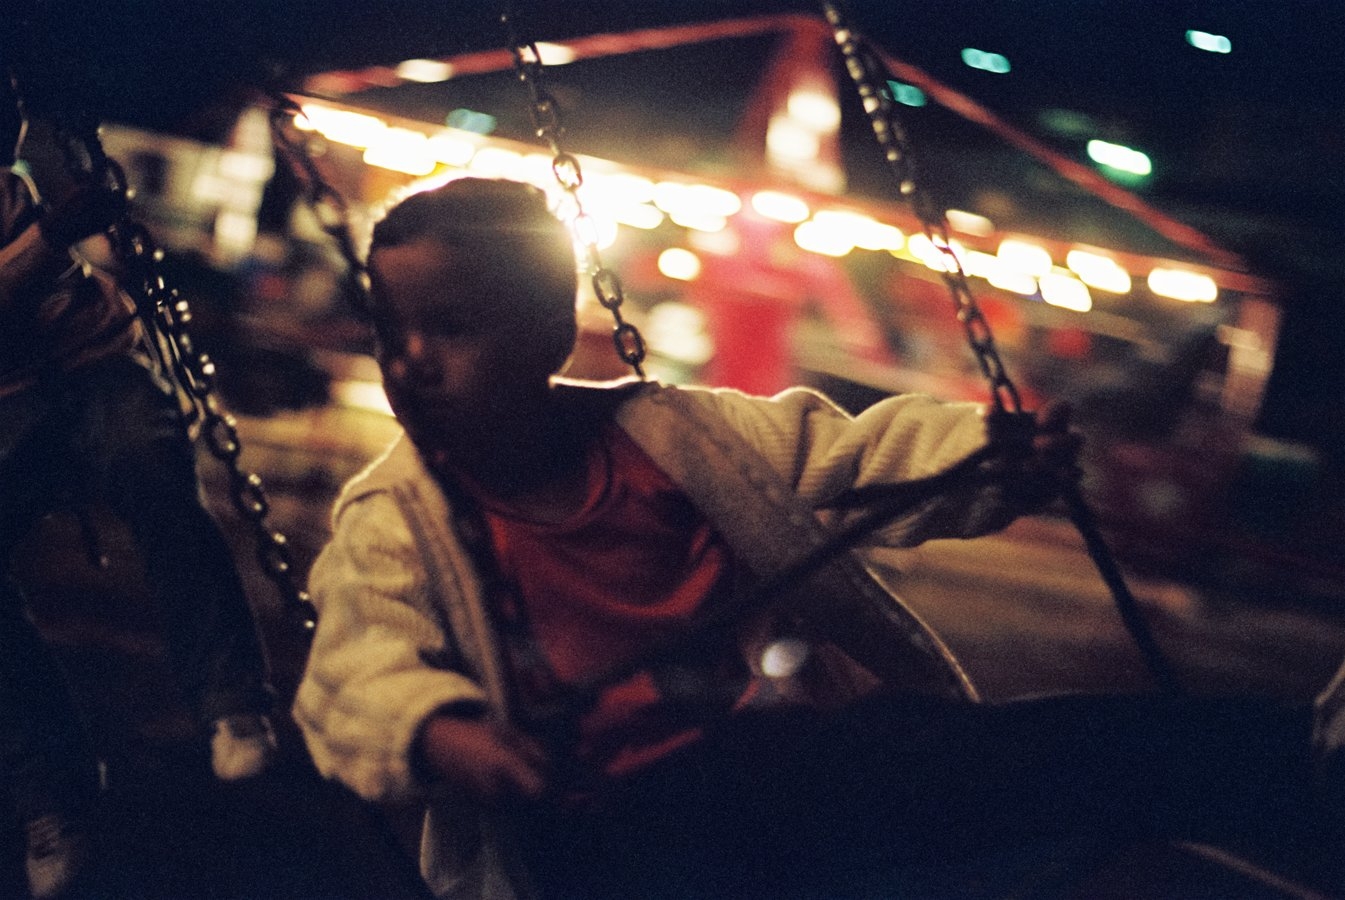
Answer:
427, 131, 476, 167
1148, 267, 1218, 302
1040, 270, 1093, 312
569, 213, 618, 252
658, 248, 702, 281
946, 209, 995, 236
997, 238, 1053, 277
669, 209, 728, 233
686, 184, 742, 217
587, 172, 656, 206
647, 301, 713, 365
653, 181, 740, 220
300, 104, 386, 148
395, 59, 455, 83
761, 638, 811, 678
960, 249, 999, 279
611, 203, 664, 230
331, 380, 393, 416
751, 190, 811, 223
363, 127, 436, 176
218, 150, 274, 183
766, 115, 820, 162
514, 153, 560, 189
794, 219, 853, 256
855, 221, 904, 252
534, 42, 577, 65
962, 249, 1036, 294
812, 210, 902, 252
786, 90, 841, 132
1066, 249, 1132, 293
906, 233, 965, 272
688, 228, 740, 257
468, 147, 525, 178
987, 267, 1038, 296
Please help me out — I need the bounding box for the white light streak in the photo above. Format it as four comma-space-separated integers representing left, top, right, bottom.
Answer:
395, 59, 455, 83
946, 209, 995, 236
1066, 249, 1132, 293
1148, 268, 1218, 303
1087, 140, 1152, 176
996, 238, 1053, 277
363, 127, 436, 176
751, 190, 811, 223
1040, 270, 1093, 312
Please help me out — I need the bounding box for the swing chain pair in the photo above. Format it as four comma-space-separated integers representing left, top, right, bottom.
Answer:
502, 11, 647, 378
8, 73, 317, 632
822, 2, 1022, 417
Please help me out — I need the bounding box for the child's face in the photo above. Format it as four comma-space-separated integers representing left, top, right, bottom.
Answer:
369, 238, 550, 448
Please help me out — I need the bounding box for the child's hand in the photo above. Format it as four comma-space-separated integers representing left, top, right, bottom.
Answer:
418, 713, 548, 806
1032, 401, 1083, 483
986, 401, 1083, 516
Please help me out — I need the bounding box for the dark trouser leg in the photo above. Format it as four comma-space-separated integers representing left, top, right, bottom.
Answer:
516, 693, 1321, 899
0, 388, 100, 824
0, 581, 102, 825
72, 357, 274, 727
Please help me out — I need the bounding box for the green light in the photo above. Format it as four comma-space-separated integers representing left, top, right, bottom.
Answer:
961, 48, 1011, 74
1185, 30, 1232, 53
886, 80, 927, 107
1087, 139, 1152, 177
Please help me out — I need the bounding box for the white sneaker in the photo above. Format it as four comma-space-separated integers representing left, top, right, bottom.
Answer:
25, 813, 89, 900
211, 714, 278, 781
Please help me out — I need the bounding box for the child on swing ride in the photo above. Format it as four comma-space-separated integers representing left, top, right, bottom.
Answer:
294, 176, 1343, 899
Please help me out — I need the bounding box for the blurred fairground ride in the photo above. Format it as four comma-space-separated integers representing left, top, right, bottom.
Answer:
98, 12, 1333, 588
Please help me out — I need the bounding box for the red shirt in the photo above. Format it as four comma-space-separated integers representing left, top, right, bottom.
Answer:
477, 424, 754, 782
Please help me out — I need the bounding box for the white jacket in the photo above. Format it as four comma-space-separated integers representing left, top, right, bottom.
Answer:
294, 380, 1011, 899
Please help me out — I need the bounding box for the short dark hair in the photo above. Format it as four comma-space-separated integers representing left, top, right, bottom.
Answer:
368, 177, 578, 327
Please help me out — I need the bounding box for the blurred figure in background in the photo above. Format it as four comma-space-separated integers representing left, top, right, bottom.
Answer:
0, 106, 278, 897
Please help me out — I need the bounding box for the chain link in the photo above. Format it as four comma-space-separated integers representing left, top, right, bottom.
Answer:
503, 13, 647, 377
821, 3, 1180, 692
823, 2, 1021, 415
266, 92, 376, 326
15, 83, 319, 633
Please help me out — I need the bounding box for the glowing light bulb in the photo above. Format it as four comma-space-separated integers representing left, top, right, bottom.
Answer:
1185, 30, 1232, 53
658, 248, 702, 281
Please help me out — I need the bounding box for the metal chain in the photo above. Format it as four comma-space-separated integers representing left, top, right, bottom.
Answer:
823, 1, 1021, 415
266, 91, 376, 325
821, 2, 1179, 694
502, 10, 647, 378
14, 84, 318, 633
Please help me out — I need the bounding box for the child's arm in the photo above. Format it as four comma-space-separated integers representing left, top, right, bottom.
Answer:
293, 494, 492, 803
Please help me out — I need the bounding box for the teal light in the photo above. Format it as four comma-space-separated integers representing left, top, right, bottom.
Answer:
961, 48, 1011, 74
886, 80, 927, 107
445, 108, 497, 135
1185, 30, 1232, 53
